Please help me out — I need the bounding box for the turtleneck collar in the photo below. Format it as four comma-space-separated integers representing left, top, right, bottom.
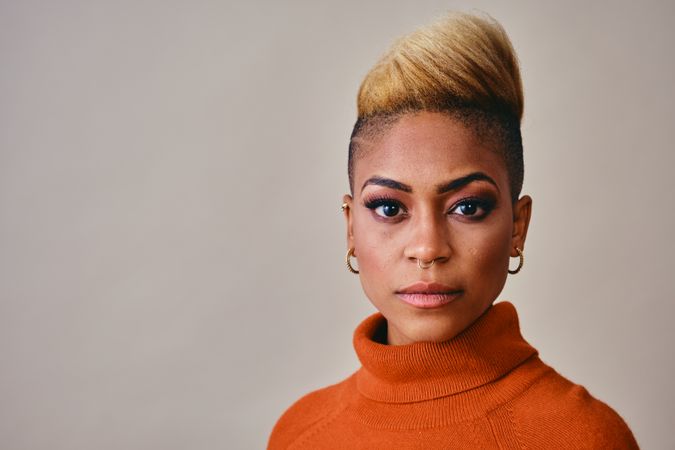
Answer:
353, 301, 538, 403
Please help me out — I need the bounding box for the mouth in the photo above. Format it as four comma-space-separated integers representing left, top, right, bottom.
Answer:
395, 282, 463, 309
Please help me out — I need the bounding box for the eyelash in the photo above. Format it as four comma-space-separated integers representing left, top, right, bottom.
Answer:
363, 195, 495, 221
363, 195, 406, 218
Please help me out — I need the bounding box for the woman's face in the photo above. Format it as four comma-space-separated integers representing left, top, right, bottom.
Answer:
343, 111, 532, 345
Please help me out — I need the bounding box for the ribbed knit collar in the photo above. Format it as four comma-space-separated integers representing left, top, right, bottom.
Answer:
353, 301, 537, 403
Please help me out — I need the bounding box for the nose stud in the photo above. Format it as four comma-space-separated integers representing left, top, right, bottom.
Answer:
417, 259, 435, 270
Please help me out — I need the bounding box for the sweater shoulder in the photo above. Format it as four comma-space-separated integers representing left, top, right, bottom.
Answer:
267, 374, 354, 450
511, 366, 639, 449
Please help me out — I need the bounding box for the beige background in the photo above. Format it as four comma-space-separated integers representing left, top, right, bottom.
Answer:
1, 0, 674, 449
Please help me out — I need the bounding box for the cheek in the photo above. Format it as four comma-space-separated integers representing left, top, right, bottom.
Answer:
352, 215, 398, 278
462, 219, 512, 275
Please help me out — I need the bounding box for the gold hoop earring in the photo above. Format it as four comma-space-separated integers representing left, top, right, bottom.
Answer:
346, 248, 359, 274
508, 247, 524, 274
341, 202, 349, 212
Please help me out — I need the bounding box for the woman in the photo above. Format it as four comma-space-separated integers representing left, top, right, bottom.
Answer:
268, 11, 638, 449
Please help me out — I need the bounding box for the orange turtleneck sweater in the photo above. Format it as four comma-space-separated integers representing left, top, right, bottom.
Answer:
267, 301, 639, 449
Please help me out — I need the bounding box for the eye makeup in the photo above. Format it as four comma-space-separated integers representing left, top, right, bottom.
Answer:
362, 189, 498, 222
363, 194, 408, 220
447, 195, 497, 220
363, 194, 406, 210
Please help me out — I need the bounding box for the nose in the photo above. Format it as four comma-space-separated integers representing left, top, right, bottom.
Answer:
403, 209, 452, 266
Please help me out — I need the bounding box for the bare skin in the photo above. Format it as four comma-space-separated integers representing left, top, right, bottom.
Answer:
343, 111, 532, 345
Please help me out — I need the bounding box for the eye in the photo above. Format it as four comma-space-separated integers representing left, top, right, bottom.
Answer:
448, 198, 494, 218
364, 196, 406, 219
376, 203, 401, 217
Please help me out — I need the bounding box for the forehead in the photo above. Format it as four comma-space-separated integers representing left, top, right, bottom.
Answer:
354, 111, 508, 194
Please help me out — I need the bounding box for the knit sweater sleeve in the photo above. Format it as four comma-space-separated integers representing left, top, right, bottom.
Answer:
267, 378, 350, 450
511, 370, 639, 449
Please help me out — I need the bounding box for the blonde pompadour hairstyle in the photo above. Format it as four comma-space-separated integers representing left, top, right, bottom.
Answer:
348, 11, 525, 202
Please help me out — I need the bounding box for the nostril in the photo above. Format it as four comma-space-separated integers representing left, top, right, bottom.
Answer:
403, 223, 452, 263
417, 259, 436, 269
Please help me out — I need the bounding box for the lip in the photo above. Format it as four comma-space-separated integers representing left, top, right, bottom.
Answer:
396, 282, 462, 309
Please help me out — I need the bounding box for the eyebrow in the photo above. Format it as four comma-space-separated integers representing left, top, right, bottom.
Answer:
360, 172, 500, 195
360, 176, 413, 193
436, 172, 501, 194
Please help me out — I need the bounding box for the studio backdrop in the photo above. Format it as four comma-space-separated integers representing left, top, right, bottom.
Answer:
1, 1, 674, 449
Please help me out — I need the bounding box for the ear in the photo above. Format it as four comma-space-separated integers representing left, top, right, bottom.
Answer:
511, 195, 532, 257
342, 193, 355, 252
